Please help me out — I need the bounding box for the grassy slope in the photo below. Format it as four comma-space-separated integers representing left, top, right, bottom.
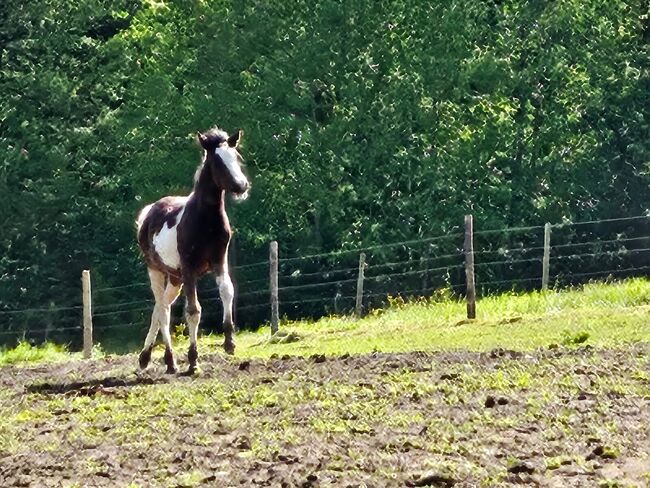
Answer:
229, 278, 650, 359
2, 278, 650, 365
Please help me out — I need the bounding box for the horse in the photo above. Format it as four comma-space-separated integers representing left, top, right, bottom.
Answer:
135, 127, 250, 374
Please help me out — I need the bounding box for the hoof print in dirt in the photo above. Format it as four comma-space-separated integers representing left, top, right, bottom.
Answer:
507, 461, 536, 475
234, 436, 251, 450
439, 373, 460, 381
406, 472, 456, 487
311, 354, 326, 363
489, 348, 522, 359
277, 454, 299, 464
586, 445, 618, 460
301, 473, 318, 487
484, 395, 509, 408
238, 360, 251, 371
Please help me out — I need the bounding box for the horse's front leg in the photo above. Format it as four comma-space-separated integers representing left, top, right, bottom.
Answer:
184, 277, 201, 373
217, 270, 236, 355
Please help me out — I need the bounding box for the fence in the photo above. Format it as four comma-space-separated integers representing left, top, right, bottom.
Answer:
1, 214, 649, 353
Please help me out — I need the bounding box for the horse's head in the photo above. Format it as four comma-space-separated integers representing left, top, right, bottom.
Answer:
197, 128, 250, 200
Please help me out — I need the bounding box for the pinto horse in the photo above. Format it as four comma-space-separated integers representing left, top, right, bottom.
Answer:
135, 128, 250, 373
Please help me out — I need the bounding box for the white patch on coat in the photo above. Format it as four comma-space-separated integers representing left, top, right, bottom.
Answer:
152, 198, 188, 270
216, 272, 235, 325
136, 203, 154, 231
215, 145, 249, 190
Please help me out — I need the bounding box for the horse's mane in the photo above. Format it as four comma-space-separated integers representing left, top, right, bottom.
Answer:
194, 127, 228, 185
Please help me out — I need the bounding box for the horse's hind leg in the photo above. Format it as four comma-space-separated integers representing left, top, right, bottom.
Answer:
184, 278, 201, 373
217, 270, 236, 355
138, 268, 166, 370
139, 269, 182, 372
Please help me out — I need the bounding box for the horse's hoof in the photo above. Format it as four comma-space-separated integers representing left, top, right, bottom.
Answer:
164, 347, 177, 374
224, 343, 235, 355
187, 364, 201, 375
138, 348, 152, 370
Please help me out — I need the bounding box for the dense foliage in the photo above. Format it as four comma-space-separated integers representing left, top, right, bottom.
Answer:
1, 0, 648, 344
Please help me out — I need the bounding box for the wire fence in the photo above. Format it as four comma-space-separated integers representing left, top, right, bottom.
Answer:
1, 214, 649, 347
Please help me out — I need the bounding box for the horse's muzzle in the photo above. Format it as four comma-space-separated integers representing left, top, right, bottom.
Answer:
232, 181, 250, 200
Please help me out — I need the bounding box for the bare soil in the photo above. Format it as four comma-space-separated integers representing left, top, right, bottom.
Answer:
0, 345, 648, 487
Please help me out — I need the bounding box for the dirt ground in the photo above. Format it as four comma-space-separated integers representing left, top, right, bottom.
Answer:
0, 345, 648, 487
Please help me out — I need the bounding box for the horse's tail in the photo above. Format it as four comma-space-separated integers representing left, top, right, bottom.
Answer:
135, 204, 154, 232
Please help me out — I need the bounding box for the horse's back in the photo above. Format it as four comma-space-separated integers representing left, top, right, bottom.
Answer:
137, 196, 189, 275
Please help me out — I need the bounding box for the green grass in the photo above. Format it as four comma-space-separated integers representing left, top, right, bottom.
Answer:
0, 341, 73, 366
1, 278, 649, 365
226, 277, 650, 359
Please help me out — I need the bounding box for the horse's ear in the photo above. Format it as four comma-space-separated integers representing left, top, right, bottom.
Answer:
228, 129, 243, 148
197, 131, 208, 149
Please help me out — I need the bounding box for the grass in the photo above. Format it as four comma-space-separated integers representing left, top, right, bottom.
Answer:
2, 278, 649, 365
0, 341, 72, 366
223, 277, 650, 358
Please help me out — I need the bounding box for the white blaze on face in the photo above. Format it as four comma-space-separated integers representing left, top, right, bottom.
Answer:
215, 144, 249, 196
152, 200, 187, 270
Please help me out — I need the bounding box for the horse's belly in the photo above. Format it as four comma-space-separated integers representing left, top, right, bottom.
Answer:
152, 206, 185, 271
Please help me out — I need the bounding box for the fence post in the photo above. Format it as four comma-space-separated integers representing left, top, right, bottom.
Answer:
542, 222, 551, 291
334, 282, 342, 315
355, 252, 366, 317
420, 246, 430, 295
82, 270, 93, 359
464, 215, 476, 319
270, 241, 279, 335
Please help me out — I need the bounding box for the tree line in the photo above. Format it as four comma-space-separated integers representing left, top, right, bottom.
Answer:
1, 0, 647, 347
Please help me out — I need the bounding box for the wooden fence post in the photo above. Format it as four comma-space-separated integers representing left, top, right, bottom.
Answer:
420, 246, 430, 295
542, 223, 551, 291
270, 241, 279, 335
82, 270, 93, 359
355, 252, 366, 317
334, 282, 342, 315
464, 215, 476, 319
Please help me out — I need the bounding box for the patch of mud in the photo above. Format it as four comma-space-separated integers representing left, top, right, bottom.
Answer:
0, 344, 648, 487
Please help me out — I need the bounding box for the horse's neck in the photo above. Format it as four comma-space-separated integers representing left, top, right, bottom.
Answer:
193, 166, 226, 211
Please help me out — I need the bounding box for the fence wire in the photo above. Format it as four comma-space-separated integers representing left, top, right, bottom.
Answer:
1, 215, 649, 341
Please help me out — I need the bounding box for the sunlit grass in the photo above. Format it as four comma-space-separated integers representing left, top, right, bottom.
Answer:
229, 277, 650, 358
2, 278, 649, 365
0, 341, 74, 366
